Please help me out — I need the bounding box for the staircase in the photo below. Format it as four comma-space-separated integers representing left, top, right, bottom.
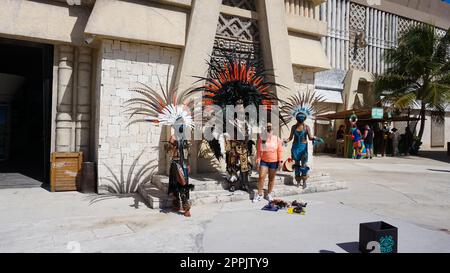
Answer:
138, 171, 347, 209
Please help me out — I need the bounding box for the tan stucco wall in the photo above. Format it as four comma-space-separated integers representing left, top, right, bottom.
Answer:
258, 0, 295, 95
341, 69, 375, 111
286, 14, 328, 37
175, 0, 221, 90
85, 0, 188, 48
175, 0, 222, 174
289, 33, 331, 71
0, 0, 90, 45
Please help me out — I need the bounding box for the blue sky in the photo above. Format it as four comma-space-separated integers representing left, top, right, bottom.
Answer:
443, 0, 450, 4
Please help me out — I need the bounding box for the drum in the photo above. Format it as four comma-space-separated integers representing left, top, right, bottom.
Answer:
283, 158, 294, 172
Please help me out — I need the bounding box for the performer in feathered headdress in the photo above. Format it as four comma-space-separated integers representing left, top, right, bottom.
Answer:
191, 53, 279, 192
125, 68, 195, 217
349, 112, 363, 159
281, 90, 326, 188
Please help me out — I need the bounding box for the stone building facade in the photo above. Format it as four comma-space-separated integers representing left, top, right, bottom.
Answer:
0, 0, 331, 191
0, 0, 448, 191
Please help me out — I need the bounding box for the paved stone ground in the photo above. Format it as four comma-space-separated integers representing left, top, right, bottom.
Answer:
0, 151, 449, 253
0, 173, 43, 189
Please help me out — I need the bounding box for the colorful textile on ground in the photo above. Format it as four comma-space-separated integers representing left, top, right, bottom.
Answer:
263, 199, 308, 214
261, 203, 280, 212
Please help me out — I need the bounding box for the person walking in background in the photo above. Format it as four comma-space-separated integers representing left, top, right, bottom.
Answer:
253, 123, 283, 203
391, 128, 400, 157
351, 124, 363, 159
363, 124, 374, 159
336, 125, 345, 140
336, 125, 345, 156
381, 123, 390, 157
404, 126, 413, 155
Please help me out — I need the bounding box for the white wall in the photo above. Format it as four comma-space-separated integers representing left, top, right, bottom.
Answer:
394, 112, 450, 150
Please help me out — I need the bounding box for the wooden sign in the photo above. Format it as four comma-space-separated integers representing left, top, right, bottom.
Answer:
50, 152, 83, 192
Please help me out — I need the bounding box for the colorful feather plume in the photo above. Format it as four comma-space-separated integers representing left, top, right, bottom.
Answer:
124, 66, 196, 129
189, 53, 282, 160
280, 90, 327, 125
191, 53, 279, 109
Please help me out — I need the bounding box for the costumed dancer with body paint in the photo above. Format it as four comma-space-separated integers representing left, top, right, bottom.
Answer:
191, 53, 279, 193
349, 113, 363, 159
281, 91, 325, 188
125, 69, 196, 217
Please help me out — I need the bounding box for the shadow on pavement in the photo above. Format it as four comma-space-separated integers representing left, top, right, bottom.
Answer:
417, 150, 450, 164
336, 242, 361, 253
319, 250, 336, 253
427, 169, 450, 173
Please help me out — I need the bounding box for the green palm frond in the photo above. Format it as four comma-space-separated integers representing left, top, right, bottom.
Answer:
391, 92, 418, 109
374, 25, 450, 144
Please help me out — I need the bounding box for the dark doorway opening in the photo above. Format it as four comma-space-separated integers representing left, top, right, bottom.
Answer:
0, 38, 53, 187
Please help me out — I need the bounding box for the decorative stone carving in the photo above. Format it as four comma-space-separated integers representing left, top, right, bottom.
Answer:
397, 17, 414, 38
212, 13, 262, 66
349, 2, 366, 71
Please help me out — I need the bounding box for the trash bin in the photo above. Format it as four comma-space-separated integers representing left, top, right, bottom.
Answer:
359, 221, 398, 253
79, 162, 97, 193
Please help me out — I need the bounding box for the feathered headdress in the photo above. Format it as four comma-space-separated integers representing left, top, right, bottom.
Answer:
280, 90, 327, 125
191, 53, 279, 109
189, 53, 281, 160
124, 66, 195, 129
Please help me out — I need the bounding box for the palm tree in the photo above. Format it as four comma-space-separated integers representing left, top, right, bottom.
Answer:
375, 24, 450, 150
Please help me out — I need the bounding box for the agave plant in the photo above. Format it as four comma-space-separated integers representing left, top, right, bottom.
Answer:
99, 150, 156, 195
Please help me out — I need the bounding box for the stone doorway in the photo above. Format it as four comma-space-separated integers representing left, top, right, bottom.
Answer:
0, 38, 53, 187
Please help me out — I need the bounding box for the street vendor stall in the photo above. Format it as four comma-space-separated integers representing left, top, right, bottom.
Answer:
317, 107, 421, 158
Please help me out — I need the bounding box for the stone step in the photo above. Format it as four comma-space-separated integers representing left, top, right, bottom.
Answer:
138, 176, 346, 210
152, 174, 228, 192
152, 172, 332, 192
137, 184, 173, 209
138, 183, 251, 209
251, 180, 347, 199
248, 172, 332, 186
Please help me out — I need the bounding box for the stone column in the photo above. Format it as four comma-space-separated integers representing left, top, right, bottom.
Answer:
258, 0, 305, 164
76, 47, 92, 159
175, 0, 222, 174
55, 45, 74, 152
257, 0, 295, 95
55, 44, 92, 160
